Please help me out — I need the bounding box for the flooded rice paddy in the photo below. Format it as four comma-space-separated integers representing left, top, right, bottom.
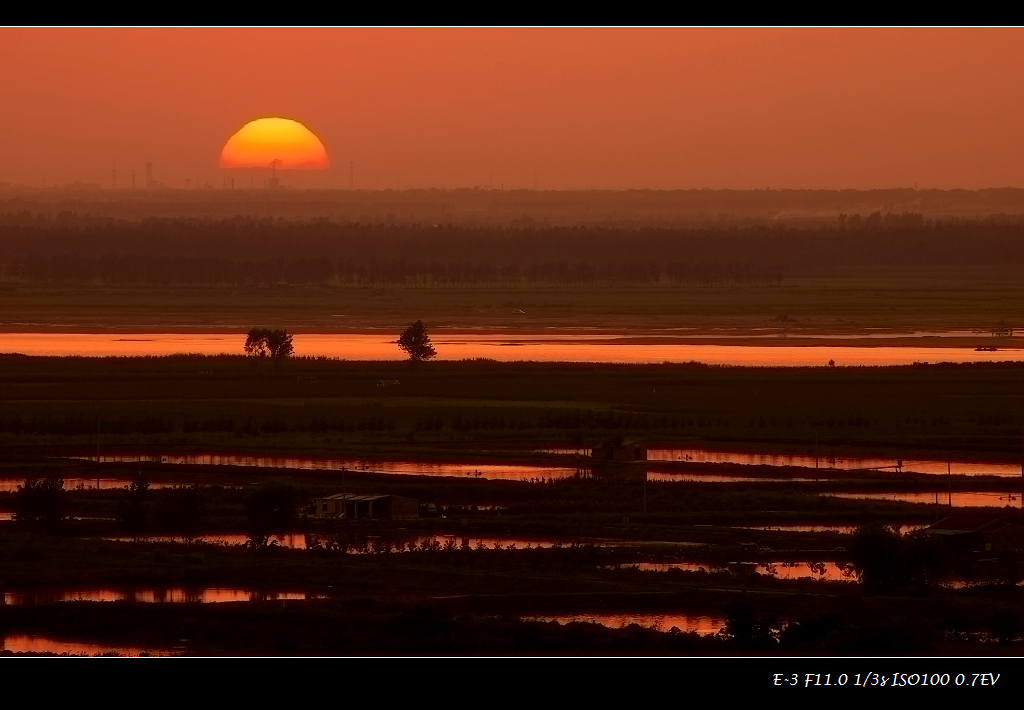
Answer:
2, 331, 1019, 366
0, 477, 216, 492
623, 561, 857, 582
825, 491, 1022, 507
550, 447, 1022, 478
2, 635, 180, 656
75, 446, 1022, 486
98, 533, 693, 551
734, 523, 928, 534
525, 613, 726, 635
3, 588, 320, 605
83, 453, 580, 482
645, 448, 1022, 478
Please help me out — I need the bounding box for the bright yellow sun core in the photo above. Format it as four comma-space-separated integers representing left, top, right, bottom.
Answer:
220, 117, 329, 169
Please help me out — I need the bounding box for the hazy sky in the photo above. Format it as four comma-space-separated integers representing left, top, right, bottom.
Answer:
2, 27, 1021, 190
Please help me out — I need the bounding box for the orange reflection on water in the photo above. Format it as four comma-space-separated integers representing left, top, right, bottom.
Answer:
102, 533, 616, 551
4, 587, 319, 605
90, 453, 579, 482
646, 471, 800, 483
2, 635, 178, 656
527, 613, 726, 635
756, 562, 856, 581
825, 491, 1022, 508
102, 534, 307, 548
628, 562, 712, 573
647, 448, 1022, 478
1, 332, 1019, 366
737, 523, 928, 533
0, 477, 186, 493
624, 561, 857, 581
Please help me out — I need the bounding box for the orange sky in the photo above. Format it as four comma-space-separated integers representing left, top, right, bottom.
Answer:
1, 27, 1021, 190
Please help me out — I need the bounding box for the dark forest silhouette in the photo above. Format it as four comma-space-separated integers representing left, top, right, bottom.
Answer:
0, 213, 1019, 287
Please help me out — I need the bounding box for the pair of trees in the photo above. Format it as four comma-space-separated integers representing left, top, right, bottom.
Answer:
244, 328, 294, 360
244, 323, 435, 362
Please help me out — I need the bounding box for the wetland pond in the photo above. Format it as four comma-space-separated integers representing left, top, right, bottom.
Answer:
96, 533, 702, 551
3, 588, 320, 605
550, 447, 1023, 478
525, 613, 726, 635
81, 454, 580, 482
74, 446, 1022, 484
2, 635, 180, 657
621, 561, 857, 582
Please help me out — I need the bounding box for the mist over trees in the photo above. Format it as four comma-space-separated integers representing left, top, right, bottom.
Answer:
0, 212, 1019, 287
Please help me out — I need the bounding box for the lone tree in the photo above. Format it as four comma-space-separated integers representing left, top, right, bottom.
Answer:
117, 474, 151, 537
398, 320, 436, 362
244, 328, 294, 361
14, 475, 67, 528
243, 480, 301, 551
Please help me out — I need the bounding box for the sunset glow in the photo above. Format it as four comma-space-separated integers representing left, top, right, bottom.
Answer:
219, 117, 329, 169
0, 27, 1020, 662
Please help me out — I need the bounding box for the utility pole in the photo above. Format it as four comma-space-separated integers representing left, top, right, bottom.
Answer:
96, 419, 102, 490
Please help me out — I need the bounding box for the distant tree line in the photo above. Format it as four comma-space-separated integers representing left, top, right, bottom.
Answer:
0, 214, 1019, 287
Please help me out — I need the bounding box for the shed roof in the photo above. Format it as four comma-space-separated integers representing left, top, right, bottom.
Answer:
317, 494, 391, 502
315, 493, 418, 503
927, 516, 1016, 535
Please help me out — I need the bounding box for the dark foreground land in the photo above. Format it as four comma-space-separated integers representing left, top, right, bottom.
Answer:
1, 198, 1021, 657
1, 356, 1020, 457
1, 357, 1022, 656
2, 527, 1021, 657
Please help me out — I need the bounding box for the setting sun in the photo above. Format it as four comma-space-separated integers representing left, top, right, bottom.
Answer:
219, 117, 329, 170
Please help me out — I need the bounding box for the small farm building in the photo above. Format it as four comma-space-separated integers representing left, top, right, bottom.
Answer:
925, 516, 1024, 554
314, 493, 419, 520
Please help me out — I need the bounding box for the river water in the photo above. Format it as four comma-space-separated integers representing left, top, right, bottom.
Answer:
2, 332, 1019, 366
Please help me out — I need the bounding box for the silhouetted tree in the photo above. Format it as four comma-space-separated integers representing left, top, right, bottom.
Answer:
117, 474, 150, 537
243, 480, 301, 550
157, 484, 206, 543
13, 475, 67, 528
245, 328, 294, 361
719, 601, 780, 649
849, 523, 947, 588
398, 321, 436, 362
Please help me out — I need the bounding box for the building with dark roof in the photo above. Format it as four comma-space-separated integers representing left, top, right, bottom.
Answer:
925, 516, 1024, 554
313, 493, 419, 520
